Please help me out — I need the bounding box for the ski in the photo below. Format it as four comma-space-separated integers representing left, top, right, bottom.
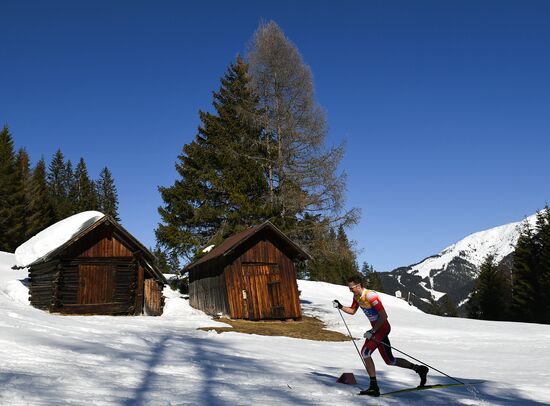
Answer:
378, 381, 485, 397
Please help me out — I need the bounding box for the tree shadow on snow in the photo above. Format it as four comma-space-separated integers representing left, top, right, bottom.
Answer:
122, 331, 318, 405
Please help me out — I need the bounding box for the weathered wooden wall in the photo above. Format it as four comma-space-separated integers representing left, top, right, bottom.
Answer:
28, 260, 60, 310
28, 222, 164, 316
189, 257, 230, 316
224, 234, 301, 320
144, 278, 164, 316
189, 229, 302, 320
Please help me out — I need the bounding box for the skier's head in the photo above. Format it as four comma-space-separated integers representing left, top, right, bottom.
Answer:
347, 276, 363, 294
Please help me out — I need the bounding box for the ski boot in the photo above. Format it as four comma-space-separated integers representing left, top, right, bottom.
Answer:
359, 385, 380, 397
416, 365, 429, 387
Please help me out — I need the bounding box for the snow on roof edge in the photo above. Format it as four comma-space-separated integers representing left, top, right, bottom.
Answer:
14, 211, 105, 267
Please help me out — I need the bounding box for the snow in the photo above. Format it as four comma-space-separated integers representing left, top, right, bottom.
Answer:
203, 245, 215, 253
411, 213, 539, 279
1, 254, 550, 405
14, 211, 105, 267
419, 282, 447, 300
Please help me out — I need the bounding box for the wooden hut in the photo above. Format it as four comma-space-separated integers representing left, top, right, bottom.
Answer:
185, 221, 311, 320
27, 216, 166, 315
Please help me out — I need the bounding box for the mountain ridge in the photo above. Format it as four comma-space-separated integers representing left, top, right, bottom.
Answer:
380, 213, 539, 315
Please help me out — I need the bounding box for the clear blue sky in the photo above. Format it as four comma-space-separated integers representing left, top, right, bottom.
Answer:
2, 1, 549, 271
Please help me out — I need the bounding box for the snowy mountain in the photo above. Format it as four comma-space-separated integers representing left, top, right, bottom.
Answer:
380, 213, 539, 315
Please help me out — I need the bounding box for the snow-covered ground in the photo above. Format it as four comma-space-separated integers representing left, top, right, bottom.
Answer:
1, 252, 550, 405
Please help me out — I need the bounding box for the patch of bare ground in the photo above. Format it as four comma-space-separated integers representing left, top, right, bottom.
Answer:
198, 315, 350, 341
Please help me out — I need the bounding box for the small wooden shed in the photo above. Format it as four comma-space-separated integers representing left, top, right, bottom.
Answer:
27, 216, 167, 315
185, 221, 311, 320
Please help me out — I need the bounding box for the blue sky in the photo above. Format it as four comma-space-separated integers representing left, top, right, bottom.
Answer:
2, 1, 549, 271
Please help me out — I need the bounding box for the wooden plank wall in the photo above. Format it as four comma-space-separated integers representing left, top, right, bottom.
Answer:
51, 259, 137, 315
189, 258, 230, 316
28, 261, 59, 310
77, 234, 134, 257
224, 235, 302, 320
28, 224, 164, 316
144, 279, 164, 316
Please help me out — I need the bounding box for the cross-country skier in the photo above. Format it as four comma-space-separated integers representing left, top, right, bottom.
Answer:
333, 276, 429, 397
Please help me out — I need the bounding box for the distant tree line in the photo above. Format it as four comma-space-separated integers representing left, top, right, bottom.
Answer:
156, 21, 362, 285
0, 125, 120, 252
468, 207, 550, 324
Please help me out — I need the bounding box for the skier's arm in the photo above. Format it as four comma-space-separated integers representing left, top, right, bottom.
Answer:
341, 304, 358, 315
341, 297, 359, 315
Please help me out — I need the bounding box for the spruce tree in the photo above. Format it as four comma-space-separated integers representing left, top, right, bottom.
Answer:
27, 158, 55, 237
0, 125, 20, 251
70, 158, 98, 213
11, 148, 31, 245
157, 57, 268, 260
510, 221, 538, 322
439, 295, 458, 317
96, 167, 120, 220
361, 262, 385, 293
533, 207, 550, 323
47, 149, 72, 220
472, 255, 509, 321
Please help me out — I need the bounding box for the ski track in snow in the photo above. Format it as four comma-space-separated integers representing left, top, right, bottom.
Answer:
2, 253, 550, 405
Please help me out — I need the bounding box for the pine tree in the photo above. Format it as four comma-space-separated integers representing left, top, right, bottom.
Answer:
96, 167, 120, 220
439, 295, 458, 317
47, 149, 72, 220
157, 57, 269, 260
361, 262, 385, 293
533, 207, 550, 323
0, 125, 20, 251
510, 221, 538, 322
470, 255, 509, 321
70, 158, 98, 213
27, 158, 55, 237
12, 148, 31, 245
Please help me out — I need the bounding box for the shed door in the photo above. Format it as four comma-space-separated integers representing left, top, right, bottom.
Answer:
242, 264, 285, 320
79, 265, 116, 304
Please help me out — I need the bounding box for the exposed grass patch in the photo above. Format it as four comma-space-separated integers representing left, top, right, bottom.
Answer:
198, 315, 351, 342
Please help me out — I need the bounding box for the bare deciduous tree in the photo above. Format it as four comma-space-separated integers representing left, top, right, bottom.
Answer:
247, 21, 359, 237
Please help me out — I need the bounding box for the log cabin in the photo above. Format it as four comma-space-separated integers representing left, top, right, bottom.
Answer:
25, 215, 166, 315
185, 221, 311, 320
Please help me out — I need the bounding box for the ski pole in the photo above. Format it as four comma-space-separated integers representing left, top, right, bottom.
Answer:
369, 336, 464, 385
337, 308, 369, 372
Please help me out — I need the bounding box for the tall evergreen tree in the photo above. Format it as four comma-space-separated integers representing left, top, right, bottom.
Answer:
27, 158, 55, 237
70, 158, 97, 213
538, 207, 550, 322
361, 261, 384, 292
157, 57, 269, 260
531, 207, 550, 323
469, 255, 509, 320
439, 295, 458, 317
0, 125, 20, 251
510, 221, 539, 322
47, 149, 72, 220
96, 167, 120, 220
11, 148, 31, 245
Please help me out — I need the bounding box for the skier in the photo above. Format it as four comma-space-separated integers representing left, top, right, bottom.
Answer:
333, 276, 429, 397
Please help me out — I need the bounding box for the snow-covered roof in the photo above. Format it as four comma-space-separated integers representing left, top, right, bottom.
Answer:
14, 211, 105, 267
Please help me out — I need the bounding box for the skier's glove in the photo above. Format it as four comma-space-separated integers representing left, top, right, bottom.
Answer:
364, 329, 375, 340
332, 300, 343, 309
